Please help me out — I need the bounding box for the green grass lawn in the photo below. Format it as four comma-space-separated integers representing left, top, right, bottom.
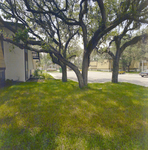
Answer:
0, 79, 148, 150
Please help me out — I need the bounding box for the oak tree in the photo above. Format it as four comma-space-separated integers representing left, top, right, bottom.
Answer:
0, 0, 148, 87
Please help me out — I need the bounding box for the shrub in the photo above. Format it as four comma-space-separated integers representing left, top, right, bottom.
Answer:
33, 69, 40, 77
33, 70, 53, 79
41, 73, 53, 79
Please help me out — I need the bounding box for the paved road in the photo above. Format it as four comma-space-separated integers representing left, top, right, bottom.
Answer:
49, 71, 148, 87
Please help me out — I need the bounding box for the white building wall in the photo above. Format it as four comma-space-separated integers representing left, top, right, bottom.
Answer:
3, 28, 25, 82
4, 42, 25, 82
2, 26, 35, 82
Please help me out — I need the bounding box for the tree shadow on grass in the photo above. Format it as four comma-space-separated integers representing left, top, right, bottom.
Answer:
0, 80, 81, 150
74, 82, 148, 149
0, 81, 148, 149
51, 82, 148, 149
0, 90, 60, 149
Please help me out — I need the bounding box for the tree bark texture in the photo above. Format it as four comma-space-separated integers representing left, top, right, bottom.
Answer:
53, 52, 85, 88
61, 61, 84, 88
61, 65, 67, 82
112, 57, 120, 83
112, 37, 121, 83
74, 68, 85, 88
82, 52, 90, 86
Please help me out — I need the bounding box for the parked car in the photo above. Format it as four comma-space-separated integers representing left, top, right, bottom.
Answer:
118, 70, 125, 74
139, 70, 148, 77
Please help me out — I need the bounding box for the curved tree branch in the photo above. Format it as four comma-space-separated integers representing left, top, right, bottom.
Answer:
24, 0, 80, 26
120, 33, 148, 54
64, 29, 79, 52
95, 0, 106, 27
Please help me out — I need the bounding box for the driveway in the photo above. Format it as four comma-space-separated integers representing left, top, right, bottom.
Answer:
49, 71, 148, 87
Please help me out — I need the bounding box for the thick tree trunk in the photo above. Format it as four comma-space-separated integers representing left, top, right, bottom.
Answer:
112, 37, 121, 83
49, 52, 68, 82
112, 57, 120, 83
67, 63, 84, 88
61, 65, 67, 82
82, 52, 90, 86
73, 68, 85, 88
50, 51, 85, 88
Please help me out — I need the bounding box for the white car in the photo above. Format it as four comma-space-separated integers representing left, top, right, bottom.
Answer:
139, 70, 148, 77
